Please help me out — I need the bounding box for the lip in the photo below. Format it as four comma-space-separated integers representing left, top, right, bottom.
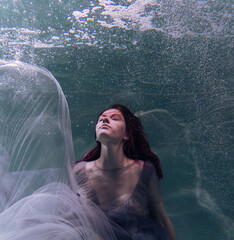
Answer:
99, 124, 111, 129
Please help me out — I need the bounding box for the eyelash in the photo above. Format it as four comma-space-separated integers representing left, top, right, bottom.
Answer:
99, 117, 120, 121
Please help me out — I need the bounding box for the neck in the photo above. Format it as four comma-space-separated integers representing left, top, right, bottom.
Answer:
96, 142, 129, 169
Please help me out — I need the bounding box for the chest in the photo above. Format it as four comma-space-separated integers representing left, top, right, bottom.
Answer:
74, 161, 153, 216
87, 169, 139, 206
84, 163, 151, 216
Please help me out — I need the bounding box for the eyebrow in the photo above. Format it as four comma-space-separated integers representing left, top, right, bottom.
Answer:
99, 113, 122, 118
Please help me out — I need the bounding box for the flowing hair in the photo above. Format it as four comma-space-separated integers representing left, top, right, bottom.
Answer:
75, 104, 163, 180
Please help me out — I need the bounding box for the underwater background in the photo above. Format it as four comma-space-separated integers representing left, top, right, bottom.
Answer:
0, 0, 233, 239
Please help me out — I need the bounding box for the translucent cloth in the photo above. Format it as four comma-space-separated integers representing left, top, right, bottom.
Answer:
73, 161, 168, 239
0, 60, 116, 240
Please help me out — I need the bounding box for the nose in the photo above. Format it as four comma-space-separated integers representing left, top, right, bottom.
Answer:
103, 117, 109, 123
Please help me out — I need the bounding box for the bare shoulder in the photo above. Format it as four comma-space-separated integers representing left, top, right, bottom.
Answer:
137, 160, 155, 169
135, 160, 144, 171
72, 161, 86, 174
133, 160, 155, 171
85, 161, 95, 172
137, 160, 144, 166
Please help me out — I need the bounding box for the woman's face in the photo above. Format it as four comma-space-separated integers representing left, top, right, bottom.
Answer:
96, 109, 128, 144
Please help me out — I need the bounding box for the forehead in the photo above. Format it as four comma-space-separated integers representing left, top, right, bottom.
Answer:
99, 109, 123, 117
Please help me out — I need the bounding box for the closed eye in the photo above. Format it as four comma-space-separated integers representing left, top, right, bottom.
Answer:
111, 114, 122, 121
112, 117, 121, 120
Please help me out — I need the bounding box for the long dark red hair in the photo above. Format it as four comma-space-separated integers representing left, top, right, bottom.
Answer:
75, 104, 163, 180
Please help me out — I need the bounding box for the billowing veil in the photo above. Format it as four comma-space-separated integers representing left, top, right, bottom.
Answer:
0, 60, 116, 240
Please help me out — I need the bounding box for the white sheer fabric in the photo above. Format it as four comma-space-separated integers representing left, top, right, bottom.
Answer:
0, 60, 116, 240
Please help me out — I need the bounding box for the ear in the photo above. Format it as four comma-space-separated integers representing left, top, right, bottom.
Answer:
123, 135, 130, 141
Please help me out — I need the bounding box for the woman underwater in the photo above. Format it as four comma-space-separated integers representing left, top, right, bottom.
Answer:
73, 104, 177, 240
0, 61, 176, 239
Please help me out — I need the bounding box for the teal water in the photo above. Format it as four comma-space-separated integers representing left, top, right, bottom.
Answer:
0, 1, 233, 239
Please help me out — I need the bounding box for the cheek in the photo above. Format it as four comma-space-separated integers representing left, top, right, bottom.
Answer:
117, 124, 126, 135
95, 125, 99, 135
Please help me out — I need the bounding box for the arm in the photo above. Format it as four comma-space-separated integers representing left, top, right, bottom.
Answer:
149, 171, 177, 240
151, 200, 177, 240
